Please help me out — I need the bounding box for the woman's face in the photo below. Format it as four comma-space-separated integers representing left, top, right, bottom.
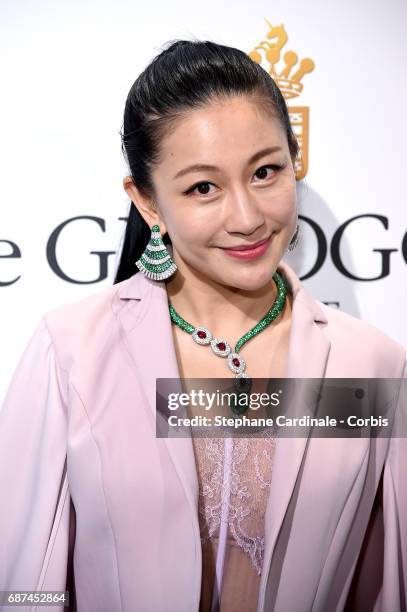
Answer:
135, 95, 297, 291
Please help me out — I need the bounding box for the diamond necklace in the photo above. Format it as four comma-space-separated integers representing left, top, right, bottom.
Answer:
168, 270, 288, 379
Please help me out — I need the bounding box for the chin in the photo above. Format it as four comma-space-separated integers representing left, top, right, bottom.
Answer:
224, 270, 276, 292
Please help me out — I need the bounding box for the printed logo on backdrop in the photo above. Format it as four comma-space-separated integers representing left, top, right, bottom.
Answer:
248, 19, 315, 180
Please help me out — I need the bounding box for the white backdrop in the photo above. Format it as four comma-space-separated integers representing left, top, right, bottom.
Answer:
1, 0, 406, 405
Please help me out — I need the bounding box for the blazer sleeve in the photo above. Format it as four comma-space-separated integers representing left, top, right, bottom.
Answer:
345, 357, 407, 612
0, 316, 72, 611
379, 358, 407, 612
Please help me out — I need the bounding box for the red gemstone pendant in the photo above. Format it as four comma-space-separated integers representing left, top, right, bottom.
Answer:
227, 352, 246, 375
210, 338, 231, 357
192, 327, 212, 345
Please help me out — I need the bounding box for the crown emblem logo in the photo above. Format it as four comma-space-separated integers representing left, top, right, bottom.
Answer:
248, 20, 315, 179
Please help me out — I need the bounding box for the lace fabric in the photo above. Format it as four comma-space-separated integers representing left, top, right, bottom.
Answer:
192, 434, 276, 612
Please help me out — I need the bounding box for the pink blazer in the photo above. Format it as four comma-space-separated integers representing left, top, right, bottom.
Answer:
0, 261, 406, 612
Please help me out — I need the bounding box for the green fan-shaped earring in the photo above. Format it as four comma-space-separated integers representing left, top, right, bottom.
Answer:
135, 224, 178, 280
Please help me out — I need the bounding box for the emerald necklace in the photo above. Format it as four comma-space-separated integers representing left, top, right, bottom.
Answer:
168, 270, 288, 379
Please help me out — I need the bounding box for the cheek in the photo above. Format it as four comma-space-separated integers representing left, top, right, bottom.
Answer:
167, 211, 211, 248
174, 202, 217, 234
261, 187, 297, 221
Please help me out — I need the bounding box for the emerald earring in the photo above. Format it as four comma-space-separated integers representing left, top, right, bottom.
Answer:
135, 224, 178, 280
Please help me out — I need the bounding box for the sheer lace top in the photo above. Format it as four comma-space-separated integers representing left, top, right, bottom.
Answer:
191, 434, 276, 612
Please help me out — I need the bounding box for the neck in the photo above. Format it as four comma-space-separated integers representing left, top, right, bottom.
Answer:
165, 266, 287, 340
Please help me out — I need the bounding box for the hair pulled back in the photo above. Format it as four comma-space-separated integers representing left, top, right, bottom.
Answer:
114, 38, 299, 284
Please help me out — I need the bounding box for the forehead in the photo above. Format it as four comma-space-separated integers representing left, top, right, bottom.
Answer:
156, 96, 287, 169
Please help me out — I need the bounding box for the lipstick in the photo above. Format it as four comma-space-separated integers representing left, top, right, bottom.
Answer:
221, 234, 273, 260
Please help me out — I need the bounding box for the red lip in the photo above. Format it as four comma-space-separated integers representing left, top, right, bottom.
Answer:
221, 234, 274, 260
222, 235, 271, 251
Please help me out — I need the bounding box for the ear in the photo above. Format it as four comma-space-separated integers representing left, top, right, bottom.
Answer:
122, 176, 168, 235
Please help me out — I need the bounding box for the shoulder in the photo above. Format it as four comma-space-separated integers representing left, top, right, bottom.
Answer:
40, 278, 134, 370
281, 262, 405, 375
44, 278, 130, 326
316, 299, 406, 377
317, 299, 399, 347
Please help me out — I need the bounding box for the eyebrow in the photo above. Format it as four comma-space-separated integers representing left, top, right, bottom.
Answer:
172, 146, 283, 180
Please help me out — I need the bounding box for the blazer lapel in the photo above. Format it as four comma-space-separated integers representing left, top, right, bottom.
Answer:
257, 261, 332, 610
115, 272, 201, 548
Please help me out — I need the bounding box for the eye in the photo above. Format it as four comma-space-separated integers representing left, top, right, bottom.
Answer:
183, 164, 284, 197
184, 181, 216, 197
252, 164, 283, 182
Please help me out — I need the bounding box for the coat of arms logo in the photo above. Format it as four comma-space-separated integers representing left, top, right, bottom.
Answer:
248, 20, 315, 180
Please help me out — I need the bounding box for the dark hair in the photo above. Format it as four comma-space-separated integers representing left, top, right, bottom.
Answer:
114, 38, 299, 284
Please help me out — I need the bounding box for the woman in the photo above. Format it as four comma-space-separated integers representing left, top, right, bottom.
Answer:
0, 39, 406, 612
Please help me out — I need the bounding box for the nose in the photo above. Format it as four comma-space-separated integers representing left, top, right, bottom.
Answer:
223, 189, 265, 235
